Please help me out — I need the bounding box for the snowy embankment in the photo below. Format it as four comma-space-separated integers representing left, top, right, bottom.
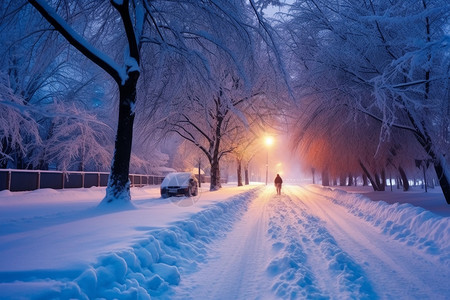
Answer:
75, 188, 259, 299
307, 185, 450, 265
0, 186, 260, 299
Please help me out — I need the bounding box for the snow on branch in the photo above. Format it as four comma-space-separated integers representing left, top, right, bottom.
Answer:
0, 75, 41, 160
390, 77, 450, 89
28, 0, 125, 85
354, 104, 417, 134
111, 0, 140, 65
181, 30, 249, 86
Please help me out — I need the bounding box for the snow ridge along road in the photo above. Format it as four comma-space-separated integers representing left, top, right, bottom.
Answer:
172, 185, 449, 299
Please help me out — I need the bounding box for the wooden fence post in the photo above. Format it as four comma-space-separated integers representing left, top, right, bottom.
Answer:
7, 171, 11, 191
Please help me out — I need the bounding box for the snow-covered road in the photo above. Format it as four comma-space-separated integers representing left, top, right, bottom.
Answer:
0, 184, 448, 299
173, 187, 275, 299
173, 185, 449, 299
293, 186, 448, 299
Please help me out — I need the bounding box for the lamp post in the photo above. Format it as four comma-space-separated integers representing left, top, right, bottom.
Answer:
198, 157, 202, 188
264, 136, 274, 185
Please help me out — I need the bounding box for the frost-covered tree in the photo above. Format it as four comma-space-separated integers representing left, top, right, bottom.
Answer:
1, 2, 67, 168
142, 13, 286, 190
0, 71, 41, 167
289, 93, 424, 190
29, 102, 114, 171
24, 0, 284, 203
369, 0, 450, 201
232, 135, 256, 187
284, 0, 450, 202
163, 72, 252, 190
161, 55, 284, 191
1, 1, 116, 171
23, 0, 146, 204
230, 106, 283, 186
129, 136, 169, 175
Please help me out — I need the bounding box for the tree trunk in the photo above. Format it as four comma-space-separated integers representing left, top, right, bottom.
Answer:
244, 166, 249, 185
406, 106, 449, 203
348, 174, 353, 186
210, 158, 221, 191
208, 111, 224, 191
311, 168, 315, 184
102, 73, 138, 203
398, 166, 410, 191
237, 158, 243, 186
339, 174, 346, 186
359, 160, 379, 191
362, 173, 368, 186
381, 169, 386, 191
435, 155, 450, 204
414, 142, 449, 203
374, 172, 386, 191
321, 169, 329, 186
410, 136, 450, 204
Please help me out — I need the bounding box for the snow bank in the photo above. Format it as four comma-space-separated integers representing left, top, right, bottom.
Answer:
0, 187, 259, 299
308, 186, 450, 265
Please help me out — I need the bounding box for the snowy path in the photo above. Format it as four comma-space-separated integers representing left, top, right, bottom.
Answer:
172, 185, 449, 299
172, 187, 275, 299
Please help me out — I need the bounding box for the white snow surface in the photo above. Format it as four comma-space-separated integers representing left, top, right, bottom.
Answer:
0, 184, 449, 299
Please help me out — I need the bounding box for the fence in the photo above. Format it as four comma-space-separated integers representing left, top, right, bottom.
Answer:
0, 169, 165, 192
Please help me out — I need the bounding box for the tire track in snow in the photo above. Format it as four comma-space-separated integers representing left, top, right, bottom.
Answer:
266, 195, 326, 299
266, 186, 376, 299
172, 186, 376, 299
172, 186, 277, 300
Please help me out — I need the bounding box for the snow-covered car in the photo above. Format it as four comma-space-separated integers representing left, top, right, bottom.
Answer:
160, 172, 198, 198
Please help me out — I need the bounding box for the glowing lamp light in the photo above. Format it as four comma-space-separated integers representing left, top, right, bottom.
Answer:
265, 136, 274, 147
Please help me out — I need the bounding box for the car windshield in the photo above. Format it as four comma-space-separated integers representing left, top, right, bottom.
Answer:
161, 173, 191, 187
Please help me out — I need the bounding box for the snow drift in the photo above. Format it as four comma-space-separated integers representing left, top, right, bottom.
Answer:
0, 188, 259, 299
308, 185, 449, 265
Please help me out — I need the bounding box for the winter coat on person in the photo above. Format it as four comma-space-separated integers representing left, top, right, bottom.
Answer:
274, 174, 283, 185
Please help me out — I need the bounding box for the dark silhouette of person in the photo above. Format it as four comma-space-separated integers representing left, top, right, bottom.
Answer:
274, 174, 283, 195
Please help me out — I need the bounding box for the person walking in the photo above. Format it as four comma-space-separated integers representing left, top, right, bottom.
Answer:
274, 174, 283, 195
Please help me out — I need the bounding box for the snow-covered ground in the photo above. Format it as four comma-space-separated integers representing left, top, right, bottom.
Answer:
0, 183, 448, 299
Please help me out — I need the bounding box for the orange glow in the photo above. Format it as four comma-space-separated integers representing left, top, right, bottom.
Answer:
265, 136, 274, 147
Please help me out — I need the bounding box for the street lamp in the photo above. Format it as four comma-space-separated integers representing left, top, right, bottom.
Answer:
264, 136, 274, 185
